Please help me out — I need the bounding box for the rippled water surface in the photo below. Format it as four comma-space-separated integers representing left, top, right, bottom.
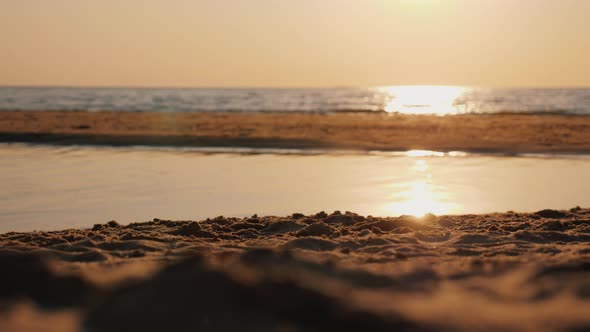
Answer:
1, 144, 589, 232
2, 86, 590, 114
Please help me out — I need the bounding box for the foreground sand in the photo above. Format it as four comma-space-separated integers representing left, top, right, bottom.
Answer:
2, 111, 590, 153
1, 209, 589, 331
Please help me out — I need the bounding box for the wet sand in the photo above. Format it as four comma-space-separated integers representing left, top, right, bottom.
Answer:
1, 209, 589, 331
1, 111, 590, 153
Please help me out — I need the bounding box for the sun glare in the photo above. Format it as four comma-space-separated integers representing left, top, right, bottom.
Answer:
405, 150, 445, 158
384, 159, 460, 217
380, 86, 467, 115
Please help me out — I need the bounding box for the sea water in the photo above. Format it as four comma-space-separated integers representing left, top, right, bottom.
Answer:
1, 144, 589, 232
1, 86, 590, 115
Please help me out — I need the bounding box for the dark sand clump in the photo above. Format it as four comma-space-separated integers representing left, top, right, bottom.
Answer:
1, 209, 589, 331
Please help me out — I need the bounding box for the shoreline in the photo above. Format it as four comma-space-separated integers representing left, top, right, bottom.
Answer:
1, 111, 590, 154
1, 208, 589, 331
7, 141, 590, 159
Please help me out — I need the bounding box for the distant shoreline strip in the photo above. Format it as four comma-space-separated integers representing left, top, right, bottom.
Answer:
1, 110, 590, 154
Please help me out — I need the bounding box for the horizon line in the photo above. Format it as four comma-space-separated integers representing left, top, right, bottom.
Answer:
2, 84, 590, 90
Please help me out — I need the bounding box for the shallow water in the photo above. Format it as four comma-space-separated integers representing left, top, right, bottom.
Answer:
1, 144, 589, 232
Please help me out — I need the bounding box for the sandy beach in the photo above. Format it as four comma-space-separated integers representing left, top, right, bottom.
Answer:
0, 209, 589, 331
4, 0, 590, 331
2, 111, 590, 154
2, 111, 589, 332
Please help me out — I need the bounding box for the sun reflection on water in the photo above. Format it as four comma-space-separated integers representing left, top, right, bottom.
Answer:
405, 150, 445, 157
379, 85, 468, 115
384, 159, 461, 217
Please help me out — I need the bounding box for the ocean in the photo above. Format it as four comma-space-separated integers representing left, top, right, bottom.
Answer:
1, 86, 589, 115
2, 85, 589, 232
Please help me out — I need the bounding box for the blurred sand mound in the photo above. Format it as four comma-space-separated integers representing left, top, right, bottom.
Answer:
1, 209, 590, 331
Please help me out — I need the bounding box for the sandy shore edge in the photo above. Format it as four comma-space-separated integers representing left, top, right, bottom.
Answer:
1, 111, 590, 154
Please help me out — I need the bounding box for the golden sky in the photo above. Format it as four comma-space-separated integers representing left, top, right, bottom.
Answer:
1, 0, 589, 87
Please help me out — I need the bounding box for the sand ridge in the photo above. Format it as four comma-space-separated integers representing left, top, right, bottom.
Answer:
1, 111, 590, 154
1, 209, 589, 331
